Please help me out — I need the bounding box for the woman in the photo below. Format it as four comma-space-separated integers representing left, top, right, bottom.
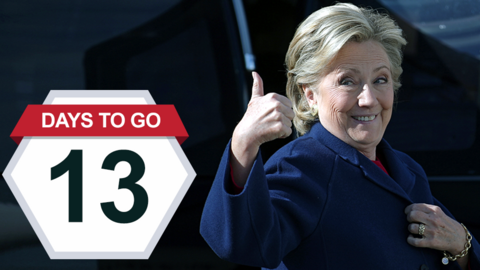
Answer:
200, 3, 479, 269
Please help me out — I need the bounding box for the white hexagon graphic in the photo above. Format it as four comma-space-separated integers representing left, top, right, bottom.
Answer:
2, 90, 196, 259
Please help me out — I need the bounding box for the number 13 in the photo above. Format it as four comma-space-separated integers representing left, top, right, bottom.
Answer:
51, 149, 149, 224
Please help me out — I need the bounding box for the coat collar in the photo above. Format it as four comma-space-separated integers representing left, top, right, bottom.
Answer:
305, 121, 415, 202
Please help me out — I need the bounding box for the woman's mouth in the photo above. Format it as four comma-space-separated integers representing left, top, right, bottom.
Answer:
352, 115, 376, 122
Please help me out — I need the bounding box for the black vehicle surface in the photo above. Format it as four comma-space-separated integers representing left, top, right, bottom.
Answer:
0, 0, 479, 269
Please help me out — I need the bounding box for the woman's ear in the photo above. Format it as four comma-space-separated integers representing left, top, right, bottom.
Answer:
302, 84, 317, 107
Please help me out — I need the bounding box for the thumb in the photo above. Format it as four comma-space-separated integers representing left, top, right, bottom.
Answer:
251, 71, 264, 98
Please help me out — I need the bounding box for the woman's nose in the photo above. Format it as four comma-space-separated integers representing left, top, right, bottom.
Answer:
358, 83, 378, 107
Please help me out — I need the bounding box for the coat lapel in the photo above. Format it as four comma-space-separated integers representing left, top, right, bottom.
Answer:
378, 140, 416, 195
307, 122, 415, 203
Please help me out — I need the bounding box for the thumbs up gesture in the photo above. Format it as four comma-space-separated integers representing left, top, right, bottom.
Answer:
230, 72, 295, 187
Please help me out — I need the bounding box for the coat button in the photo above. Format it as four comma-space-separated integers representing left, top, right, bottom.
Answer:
420, 264, 429, 270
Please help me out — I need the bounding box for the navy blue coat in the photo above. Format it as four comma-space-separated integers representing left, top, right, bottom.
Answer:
200, 122, 480, 269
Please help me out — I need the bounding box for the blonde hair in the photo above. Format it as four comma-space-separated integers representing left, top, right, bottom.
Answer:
285, 3, 407, 135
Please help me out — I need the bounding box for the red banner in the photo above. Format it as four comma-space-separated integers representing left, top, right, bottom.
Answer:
11, 105, 188, 145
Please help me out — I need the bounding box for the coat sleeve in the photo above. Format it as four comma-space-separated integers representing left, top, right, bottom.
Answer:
433, 198, 480, 269
200, 139, 332, 268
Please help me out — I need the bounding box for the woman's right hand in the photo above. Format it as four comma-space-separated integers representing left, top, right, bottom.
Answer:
231, 72, 295, 187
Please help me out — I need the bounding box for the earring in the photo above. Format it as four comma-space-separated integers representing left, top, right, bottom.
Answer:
310, 104, 318, 116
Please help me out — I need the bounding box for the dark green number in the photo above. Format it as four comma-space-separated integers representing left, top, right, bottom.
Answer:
51, 149, 148, 224
51, 150, 83, 222
101, 150, 148, 224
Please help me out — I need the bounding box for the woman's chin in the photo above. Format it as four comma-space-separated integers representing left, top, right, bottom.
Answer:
348, 132, 382, 147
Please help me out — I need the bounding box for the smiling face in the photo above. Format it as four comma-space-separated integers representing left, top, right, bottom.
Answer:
304, 40, 394, 160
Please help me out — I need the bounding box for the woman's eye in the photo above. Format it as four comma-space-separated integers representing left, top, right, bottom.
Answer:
375, 77, 388, 84
340, 79, 354, 86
